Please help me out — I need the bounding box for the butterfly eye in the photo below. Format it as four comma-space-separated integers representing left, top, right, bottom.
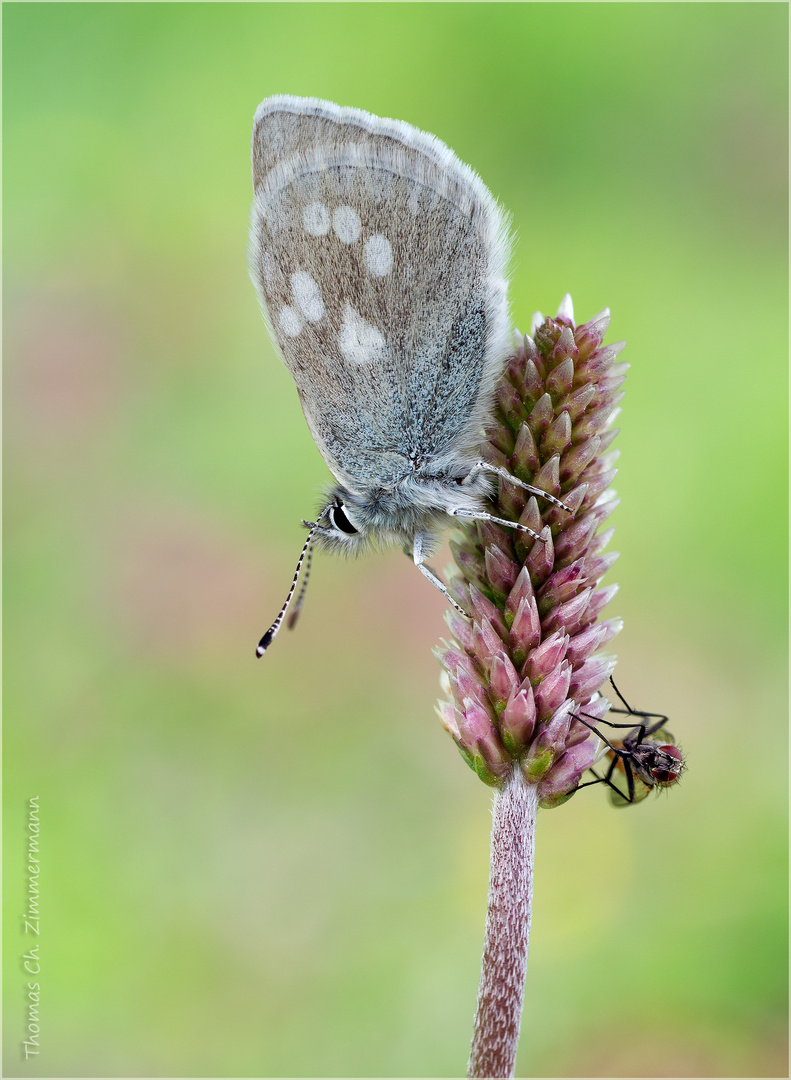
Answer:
329, 503, 359, 535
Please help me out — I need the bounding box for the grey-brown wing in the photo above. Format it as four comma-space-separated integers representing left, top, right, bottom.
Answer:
249, 97, 511, 490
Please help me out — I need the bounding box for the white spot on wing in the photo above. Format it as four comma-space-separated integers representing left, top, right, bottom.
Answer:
261, 252, 277, 287
363, 234, 393, 277
279, 306, 303, 337
303, 202, 330, 236
290, 271, 325, 322
339, 303, 385, 365
333, 205, 361, 244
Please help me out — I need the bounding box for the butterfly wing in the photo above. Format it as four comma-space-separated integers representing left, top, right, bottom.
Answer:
249, 96, 512, 492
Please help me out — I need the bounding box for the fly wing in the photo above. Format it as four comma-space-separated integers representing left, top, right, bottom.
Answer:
607, 756, 652, 807
249, 96, 512, 491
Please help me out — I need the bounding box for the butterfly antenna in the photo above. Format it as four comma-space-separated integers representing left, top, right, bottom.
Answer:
287, 541, 313, 631
256, 523, 317, 657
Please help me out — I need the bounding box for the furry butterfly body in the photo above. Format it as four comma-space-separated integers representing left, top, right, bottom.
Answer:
249, 97, 564, 652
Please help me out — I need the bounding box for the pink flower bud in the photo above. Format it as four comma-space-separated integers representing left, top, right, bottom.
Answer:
460, 697, 511, 783
496, 477, 527, 524
567, 618, 623, 668
499, 683, 537, 752
581, 469, 618, 507
555, 294, 575, 326
568, 654, 616, 703
486, 422, 515, 457
472, 617, 506, 675
449, 539, 489, 593
437, 651, 488, 713
444, 610, 475, 653
551, 326, 579, 363
578, 584, 620, 630
541, 587, 593, 636
518, 359, 545, 411
575, 309, 611, 357
436, 699, 462, 741
590, 526, 616, 556
557, 383, 597, 424
534, 660, 572, 720
505, 565, 536, 618
525, 629, 569, 683
512, 420, 540, 478
575, 340, 625, 382
580, 550, 620, 583
572, 405, 617, 441
484, 545, 519, 602
522, 333, 540, 364
527, 393, 554, 442
544, 482, 589, 531
477, 519, 514, 555
537, 562, 587, 613
560, 434, 601, 486
522, 700, 573, 780
531, 454, 561, 499
537, 739, 598, 808
509, 596, 542, 667
554, 515, 598, 566
517, 496, 543, 537
545, 355, 575, 397
495, 380, 527, 433
525, 526, 554, 586
433, 643, 475, 681
468, 584, 510, 644
565, 621, 609, 668
542, 411, 572, 457
489, 652, 520, 713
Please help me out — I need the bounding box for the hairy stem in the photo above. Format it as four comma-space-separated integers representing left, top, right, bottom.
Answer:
467, 767, 538, 1078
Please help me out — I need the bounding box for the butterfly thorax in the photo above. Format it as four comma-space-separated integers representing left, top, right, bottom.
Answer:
312, 464, 493, 554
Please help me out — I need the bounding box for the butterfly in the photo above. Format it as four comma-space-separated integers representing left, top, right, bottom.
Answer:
248, 96, 568, 654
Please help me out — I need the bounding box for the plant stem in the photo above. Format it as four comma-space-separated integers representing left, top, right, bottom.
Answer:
467, 767, 538, 1078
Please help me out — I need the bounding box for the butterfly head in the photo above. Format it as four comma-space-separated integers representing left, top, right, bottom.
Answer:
312, 490, 371, 554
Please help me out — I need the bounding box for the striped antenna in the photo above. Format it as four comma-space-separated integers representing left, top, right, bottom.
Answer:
256, 522, 318, 657
287, 541, 312, 631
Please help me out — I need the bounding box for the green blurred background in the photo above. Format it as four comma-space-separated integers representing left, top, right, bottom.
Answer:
4, 4, 787, 1077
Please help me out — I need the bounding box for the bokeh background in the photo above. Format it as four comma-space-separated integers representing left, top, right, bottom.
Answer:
4, 4, 787, 1078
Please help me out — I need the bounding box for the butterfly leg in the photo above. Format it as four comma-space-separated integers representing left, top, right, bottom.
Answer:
412, 532, 468, 616
449, 506, 544, 542
465, 461, 572, 514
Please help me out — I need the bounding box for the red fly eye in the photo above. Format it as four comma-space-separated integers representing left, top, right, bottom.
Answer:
650, 745, 684, 785
651, 766, 677, 784
661, 744, 683, 762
